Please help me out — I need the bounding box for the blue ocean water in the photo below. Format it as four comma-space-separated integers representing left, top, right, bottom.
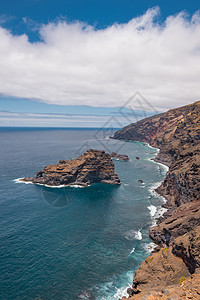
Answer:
0, 128, 168, 300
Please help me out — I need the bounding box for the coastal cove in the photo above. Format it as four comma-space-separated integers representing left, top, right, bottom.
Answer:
0, 127, 168, 300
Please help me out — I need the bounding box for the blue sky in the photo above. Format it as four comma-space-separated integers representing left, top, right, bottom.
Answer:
1, 0, 200, 35
0, 0, 200, 126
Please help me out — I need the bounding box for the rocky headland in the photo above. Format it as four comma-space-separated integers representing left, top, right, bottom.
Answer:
20, 149, 121, 187
113, 101, 200, 299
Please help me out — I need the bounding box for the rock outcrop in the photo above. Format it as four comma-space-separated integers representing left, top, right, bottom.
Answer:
122, 273, 200, 300
110, 152, 130, 161
113, 101, 200, 298
20, 149, 121, 187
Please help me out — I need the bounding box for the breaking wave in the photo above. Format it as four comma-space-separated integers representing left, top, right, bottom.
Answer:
125, 229, 142, 241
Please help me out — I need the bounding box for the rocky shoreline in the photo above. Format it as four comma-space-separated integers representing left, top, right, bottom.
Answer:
20, 149, 121, 187
113, 101, 200, 299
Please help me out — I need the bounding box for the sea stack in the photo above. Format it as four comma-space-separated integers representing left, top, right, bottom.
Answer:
20, 149, 121, 187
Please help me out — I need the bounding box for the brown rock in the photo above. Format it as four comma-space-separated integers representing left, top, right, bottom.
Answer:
20, 149, 121, 187
110, 152, 130, 161
114, 101, 200, 300
123, 274, 200, 299
132, 247, 190, 292
113, 100, 200, 206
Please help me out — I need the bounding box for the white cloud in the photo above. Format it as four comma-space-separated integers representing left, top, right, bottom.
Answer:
0, 7, 200, 110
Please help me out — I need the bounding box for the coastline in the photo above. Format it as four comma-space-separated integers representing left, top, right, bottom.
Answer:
113, 101, 200, 299
120, 140, 192, 299
146, 143, 169, 221
146, 142, 169, 173
114, 142, 170, 299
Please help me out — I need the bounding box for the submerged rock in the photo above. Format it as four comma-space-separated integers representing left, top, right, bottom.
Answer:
20, 149, 121, 187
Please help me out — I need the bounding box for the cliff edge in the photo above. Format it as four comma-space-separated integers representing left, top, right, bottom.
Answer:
113, 101, 200, 299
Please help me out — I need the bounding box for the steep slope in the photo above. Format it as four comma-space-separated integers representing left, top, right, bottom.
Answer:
113, 101, 200, 206
113, 101, 200, 298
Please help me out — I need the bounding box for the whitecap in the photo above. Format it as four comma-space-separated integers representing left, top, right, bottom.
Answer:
125, 229, 142, 241
114, 286, 130, 299
148, 181, 163, 198
70, 184, 89, 188
130, 247, 135, 254
14, 178, 87, 188
14, 178, 34, 185
95, 271, 134, 300
156, 206, 168, 218
148, 158, 169, 172
143, 242, 157, 253
42, 183, 87, 188
146, 143, 169, 173
146, 143, 160, 153
147, 205, 157, 217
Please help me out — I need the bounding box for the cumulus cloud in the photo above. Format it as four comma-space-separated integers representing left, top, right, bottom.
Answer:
0, 7, 200, 109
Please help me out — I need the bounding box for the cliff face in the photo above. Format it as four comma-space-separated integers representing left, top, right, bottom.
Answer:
114, 101, 200, 206
21, 149, 121, 186
113, 101, 200, 299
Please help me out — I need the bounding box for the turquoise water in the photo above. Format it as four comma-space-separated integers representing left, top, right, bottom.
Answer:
0, 128, 168, 299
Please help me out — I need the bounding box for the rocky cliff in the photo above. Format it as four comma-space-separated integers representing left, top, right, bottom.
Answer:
20, 149, 121, 187
113, 101, 200, 299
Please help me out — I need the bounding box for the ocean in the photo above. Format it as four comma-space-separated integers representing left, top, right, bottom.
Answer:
0, 128, 168, 300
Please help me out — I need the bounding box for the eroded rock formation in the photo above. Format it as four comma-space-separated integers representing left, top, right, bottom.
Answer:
20, 149, 121, 187
110, 152, 130, 161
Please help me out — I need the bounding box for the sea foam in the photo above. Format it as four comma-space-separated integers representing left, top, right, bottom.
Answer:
147, 205, 157, 217
130, 247, 135, 254
143, 242, 157, 253
125, 229, 142, 241
14, 178, 87, 188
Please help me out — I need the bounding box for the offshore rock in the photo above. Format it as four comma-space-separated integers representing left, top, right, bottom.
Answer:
20, 149, 121, 187
110, 152, 130, 161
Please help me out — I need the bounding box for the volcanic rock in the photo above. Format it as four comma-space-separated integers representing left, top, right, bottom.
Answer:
110, 152, 130, 161
113, 101, 200, 206
113, 101, 200, 299
20, 149, 121, 187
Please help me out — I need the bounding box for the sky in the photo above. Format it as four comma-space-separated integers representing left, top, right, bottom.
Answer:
0, 0, 200, 127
